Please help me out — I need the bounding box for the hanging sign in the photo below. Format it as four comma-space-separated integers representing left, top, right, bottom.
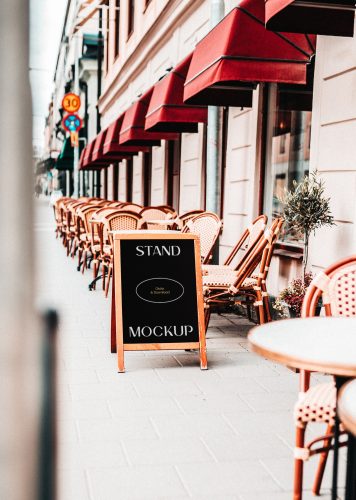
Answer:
62, 113, 83, 133
111, 231, 207, 372
70, 131, 79, 147
62, 92, 81, 113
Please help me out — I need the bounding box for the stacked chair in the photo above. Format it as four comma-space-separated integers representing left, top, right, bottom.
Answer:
53, 197, 278, 330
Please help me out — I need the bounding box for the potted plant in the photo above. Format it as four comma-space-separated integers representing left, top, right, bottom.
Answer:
281, 170, 335, 277
273, 273, 314, 318
273, 171, 335, 318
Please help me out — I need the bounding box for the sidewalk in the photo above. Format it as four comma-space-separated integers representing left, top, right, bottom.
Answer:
35, 200, 344, 500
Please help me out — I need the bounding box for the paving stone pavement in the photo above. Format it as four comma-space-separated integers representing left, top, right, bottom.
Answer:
35, 200, 346, 500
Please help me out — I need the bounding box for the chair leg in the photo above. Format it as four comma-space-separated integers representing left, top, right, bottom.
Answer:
81, 249, 87, 274
105, 265, 112, 298
204, 305, 211, 332
102, 263, 106, 290
312, 424, 334, 496
77, 248, 83, 271
294, 426, 306, 500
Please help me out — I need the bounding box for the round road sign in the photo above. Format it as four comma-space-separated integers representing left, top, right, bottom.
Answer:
62, 93, 81, 113
62, 113, 83, 133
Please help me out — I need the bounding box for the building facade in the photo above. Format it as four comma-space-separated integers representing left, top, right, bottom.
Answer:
50, 0, 356, 295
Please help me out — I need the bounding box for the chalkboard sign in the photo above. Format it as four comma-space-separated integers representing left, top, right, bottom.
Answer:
111, 231, 207, 372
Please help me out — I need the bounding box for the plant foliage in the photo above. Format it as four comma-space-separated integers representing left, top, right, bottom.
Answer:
273, 272, 314, 318
280, 171, 335, 274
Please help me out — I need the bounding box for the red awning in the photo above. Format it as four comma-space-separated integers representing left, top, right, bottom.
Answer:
145, 53, 207, 133
91, 131, 106, 162
119, 88, 179, 146
265, 1, 355, 37
80, 141, 95, 169
103, 115, 149, 155
183, 1, 316, 107
278, 57, 315, 111
79, 148, 86, 169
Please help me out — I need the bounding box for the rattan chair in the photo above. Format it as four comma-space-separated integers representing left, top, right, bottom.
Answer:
182, 212, 222, 264
203, 219, 282, 327
202, 215, 268, 276
100, 211, 147, 297
77, 206, 102, 273
119, 203, 142, 213
139, 206, 178, 230
53, 197, 70, 239
176, 209, 205, 229
292, 255, 356, 499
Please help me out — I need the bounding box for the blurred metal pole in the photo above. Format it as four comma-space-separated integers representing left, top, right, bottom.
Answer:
73, 34, 80, 197
0, 1, 40, 500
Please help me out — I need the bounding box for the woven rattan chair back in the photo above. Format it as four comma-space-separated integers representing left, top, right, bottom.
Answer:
224, 214, 268, 269
302, 255, 356, 318
182, 212, 222, 264
177, 209, 205, 229
104, 210, 146, 234
139, 206, 176, 230
119, 203, 142, 213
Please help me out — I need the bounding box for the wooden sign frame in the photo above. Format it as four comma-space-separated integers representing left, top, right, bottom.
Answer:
110, 231, 207, 372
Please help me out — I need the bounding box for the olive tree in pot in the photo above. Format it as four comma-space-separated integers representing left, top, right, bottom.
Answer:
273, 171, 335, 319
282, 170, 335, 277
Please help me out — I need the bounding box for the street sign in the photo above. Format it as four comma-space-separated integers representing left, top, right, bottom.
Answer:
111, 231, 207, 372
62, 92, 81, 113
70, 131, 79, 147
62, 113, 83, 133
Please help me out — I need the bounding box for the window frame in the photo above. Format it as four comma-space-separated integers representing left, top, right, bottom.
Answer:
114, 0, 120, 59
127, 0, 135, 39
262, 83, 312, 249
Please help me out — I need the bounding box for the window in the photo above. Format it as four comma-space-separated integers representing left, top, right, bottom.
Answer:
127, 0, 134, 38
264, 84, 312, 244
114, 0, 120, 57
105, 1, 110, 72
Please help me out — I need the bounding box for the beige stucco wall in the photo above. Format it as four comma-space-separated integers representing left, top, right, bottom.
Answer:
118, 160, 127, 201
309, 26, 356, 272
179, 126, 206, 213
219, 92, 260, 264
151, 144, 166, 205
132, 154, 144, 205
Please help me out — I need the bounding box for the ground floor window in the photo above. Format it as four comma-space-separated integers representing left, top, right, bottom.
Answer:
264, 84, 312, 244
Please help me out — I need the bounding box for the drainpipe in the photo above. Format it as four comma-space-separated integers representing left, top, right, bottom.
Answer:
73, 33, 80, 197
96, 7, 103, 197
206, 0, 224, 264
206, 0, 224, 214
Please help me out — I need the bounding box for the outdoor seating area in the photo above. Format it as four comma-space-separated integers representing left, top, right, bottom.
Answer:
53, 196, 282, 328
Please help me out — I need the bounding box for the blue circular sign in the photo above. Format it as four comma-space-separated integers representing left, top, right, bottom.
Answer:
62, 113, 82, 132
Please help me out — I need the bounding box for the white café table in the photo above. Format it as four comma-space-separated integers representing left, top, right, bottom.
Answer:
248, 317, 356, 500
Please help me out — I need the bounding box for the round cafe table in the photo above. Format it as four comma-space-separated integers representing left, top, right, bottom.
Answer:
338, 380, 356, 499
248, 317, 356, 500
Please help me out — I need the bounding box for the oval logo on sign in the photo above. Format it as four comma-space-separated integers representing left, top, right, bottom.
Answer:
135, 278, 184, 304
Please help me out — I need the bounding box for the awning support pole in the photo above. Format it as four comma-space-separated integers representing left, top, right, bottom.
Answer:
206, 0, 224, 215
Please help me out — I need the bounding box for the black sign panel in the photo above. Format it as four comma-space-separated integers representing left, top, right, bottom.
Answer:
119, 238, 200, 344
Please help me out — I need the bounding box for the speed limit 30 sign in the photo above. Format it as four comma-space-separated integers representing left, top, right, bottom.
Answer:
62, 93, 81, 113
